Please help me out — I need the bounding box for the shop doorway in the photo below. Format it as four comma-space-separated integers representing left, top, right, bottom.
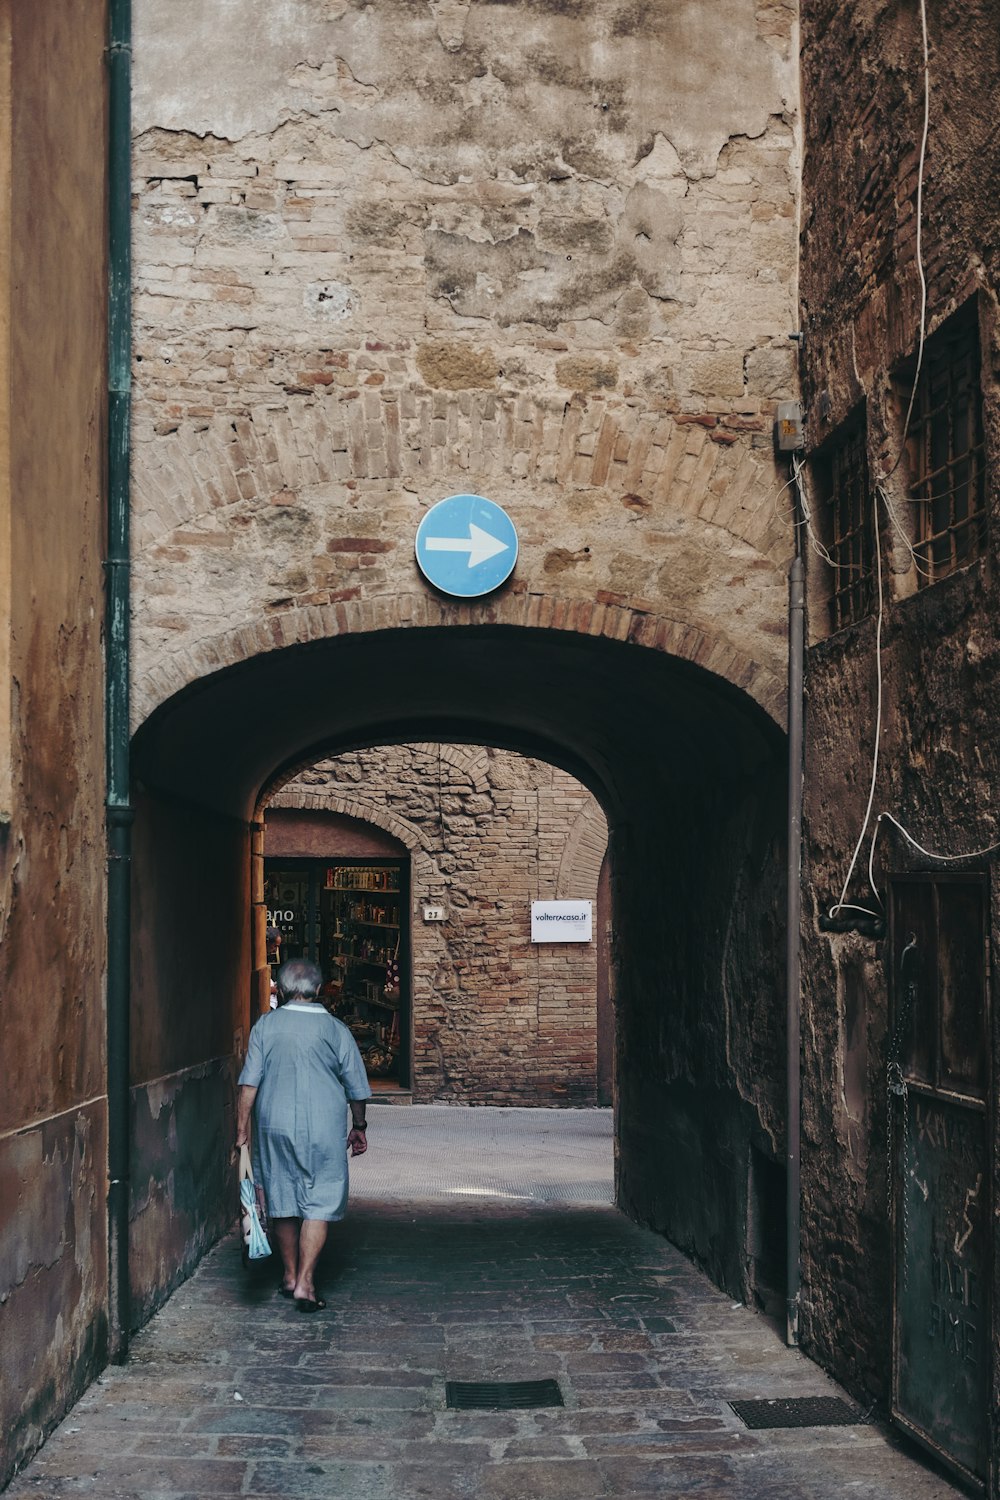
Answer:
261, 743, 611, 1108
265, 856, 410, 1093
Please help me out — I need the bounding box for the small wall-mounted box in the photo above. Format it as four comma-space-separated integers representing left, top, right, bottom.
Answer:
422, 904, 447, 922
775, 400, 805, 453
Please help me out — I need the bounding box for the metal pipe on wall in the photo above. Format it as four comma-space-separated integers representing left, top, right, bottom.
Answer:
785, 551, 805, 1347
106, 0, 133, 1365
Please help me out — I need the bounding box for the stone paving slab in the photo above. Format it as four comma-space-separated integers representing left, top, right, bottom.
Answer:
6, 1106, 962, 1499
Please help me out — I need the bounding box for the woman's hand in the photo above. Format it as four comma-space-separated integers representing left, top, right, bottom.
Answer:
235, 1126, 249, 1149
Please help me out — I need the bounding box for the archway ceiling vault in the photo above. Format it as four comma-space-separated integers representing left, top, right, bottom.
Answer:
132, 626, 783, 824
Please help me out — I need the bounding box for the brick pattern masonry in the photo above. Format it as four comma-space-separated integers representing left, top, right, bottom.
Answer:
130, 0, 800, 733
271, 743, 608, 1106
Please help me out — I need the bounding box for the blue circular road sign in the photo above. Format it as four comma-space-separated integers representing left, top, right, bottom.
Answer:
414, 494, 518, 599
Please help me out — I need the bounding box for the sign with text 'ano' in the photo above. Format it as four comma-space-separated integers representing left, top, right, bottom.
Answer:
530, 900, 593, 944
415, 493, 518, 598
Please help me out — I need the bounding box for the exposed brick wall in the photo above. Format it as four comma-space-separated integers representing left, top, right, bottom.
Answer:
269, 743, 608, 1105
129, 0, 800, 734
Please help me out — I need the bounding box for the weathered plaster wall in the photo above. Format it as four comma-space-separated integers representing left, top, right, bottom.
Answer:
799, 0, 1000, 1417
0, 1107, 108, 1483
269, 742, 608, 1104
129, 1058, 238, 1329
128, 788, 250, 1325
129, 0, 799, 730
0, 0, 109, 1486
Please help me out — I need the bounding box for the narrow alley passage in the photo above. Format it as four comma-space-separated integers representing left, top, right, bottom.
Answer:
9, 1109, 958, 1500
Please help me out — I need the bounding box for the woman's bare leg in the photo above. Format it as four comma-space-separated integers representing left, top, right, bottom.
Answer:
292, 1219, 329, 1303
271, 1216, 300, 1292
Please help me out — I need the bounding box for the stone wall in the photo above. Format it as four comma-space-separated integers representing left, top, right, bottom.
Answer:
269, 743, 608, 1105
122, 0, 802, 1424
798, 0, 1000, 1441
129, 0, 799, 730
0, 0, 109, 1486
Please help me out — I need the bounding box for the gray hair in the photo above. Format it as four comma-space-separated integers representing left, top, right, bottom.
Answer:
276, 957, 323, 999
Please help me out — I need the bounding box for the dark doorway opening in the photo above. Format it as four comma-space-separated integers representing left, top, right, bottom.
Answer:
265, 855, 411, 1092
128, 623, 786, 1328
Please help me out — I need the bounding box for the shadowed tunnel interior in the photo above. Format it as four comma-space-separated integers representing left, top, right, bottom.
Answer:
127, 624, 789, 1329
134, 626, 779, 818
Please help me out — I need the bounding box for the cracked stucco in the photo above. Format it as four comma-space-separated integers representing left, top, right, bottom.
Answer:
130, 0, 799, 726
135, 0, 793, 176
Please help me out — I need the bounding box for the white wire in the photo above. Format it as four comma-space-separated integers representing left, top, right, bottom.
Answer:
882, 0, 931, 484
867, 817, 883, 910
866, 811, 1000, 914
875, 483, 935, 580
828, 492, 884, 922
876, 812, 1000, 867
791, 453, 838, 568
744, 465, 800, 533
826, 0, 931, 924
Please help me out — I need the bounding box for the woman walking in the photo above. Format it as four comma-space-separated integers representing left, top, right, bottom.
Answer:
235, 957, 371, 1311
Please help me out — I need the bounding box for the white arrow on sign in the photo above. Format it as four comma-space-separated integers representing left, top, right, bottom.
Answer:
424, 522, 509, 569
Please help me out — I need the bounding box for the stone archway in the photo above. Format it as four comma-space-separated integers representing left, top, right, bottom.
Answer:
123, 0, 801, 1424
266, 741, 609, 1105
558, 797, 610, 901
132, 587, 787, 737
128, 618, 787, 1336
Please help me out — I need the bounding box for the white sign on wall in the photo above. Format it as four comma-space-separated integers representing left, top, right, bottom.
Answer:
530, 900, 593, 944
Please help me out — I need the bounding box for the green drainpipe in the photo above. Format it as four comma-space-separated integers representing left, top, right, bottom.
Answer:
106, 0, 132, 1364
785, 551, 804, 1348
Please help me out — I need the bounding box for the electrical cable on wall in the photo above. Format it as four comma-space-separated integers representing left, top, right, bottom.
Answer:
875, 483, 935, 580
866, 814, 1000, 912
866, 0, 935, 565
828, 488, 885, 922
881, 0, 931, 485
819, 0, 963, 924
791, 453, 837, 569
791, 0, 992, 926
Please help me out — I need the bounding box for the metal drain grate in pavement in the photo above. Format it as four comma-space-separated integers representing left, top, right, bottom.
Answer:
729, 1397, 861, 1429
446, 1380, 564, 1411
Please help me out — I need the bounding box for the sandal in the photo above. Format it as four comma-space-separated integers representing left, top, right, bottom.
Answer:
294, 1296, 327, 1314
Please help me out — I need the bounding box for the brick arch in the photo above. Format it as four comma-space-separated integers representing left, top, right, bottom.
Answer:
132, 590, 786, 732
259, 740, 494, 809
557, 798, 610, 902
407, 742, 491, 795
133, 389, 789, 565
265, 785, 438, 893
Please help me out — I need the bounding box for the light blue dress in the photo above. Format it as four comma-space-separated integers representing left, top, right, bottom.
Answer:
238, 1002, 372, 1221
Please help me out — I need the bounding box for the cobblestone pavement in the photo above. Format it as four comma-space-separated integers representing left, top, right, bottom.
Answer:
8, 1106, 960, 1499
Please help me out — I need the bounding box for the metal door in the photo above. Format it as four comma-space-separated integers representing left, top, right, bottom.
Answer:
890, 875, 991, 1491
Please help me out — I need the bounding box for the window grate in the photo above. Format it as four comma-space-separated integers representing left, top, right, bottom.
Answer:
904, 304, 987, 585
445, 1380, 564, 1411
729, 1397, 862, 1429
817, 413, 875, 633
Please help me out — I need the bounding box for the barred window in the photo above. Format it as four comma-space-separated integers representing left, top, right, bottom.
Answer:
903, 303, 987, 584
816, 412, 875, 633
